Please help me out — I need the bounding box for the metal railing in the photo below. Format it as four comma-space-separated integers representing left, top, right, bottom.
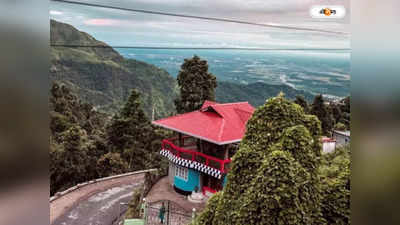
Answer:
162, 138, 231, 173
144, 200, 194, 225
50, 169, 158, 202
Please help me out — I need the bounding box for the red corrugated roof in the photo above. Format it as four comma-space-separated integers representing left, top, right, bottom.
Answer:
152, 101, 255, 145
201, 100, 218, 109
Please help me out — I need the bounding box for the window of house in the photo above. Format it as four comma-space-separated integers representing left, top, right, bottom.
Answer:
175, 165, 188, 181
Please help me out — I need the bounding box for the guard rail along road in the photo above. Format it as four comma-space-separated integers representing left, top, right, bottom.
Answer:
50, 169, 157, 224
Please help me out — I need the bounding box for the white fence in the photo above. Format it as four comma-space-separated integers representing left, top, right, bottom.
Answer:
50, 168, 158, 202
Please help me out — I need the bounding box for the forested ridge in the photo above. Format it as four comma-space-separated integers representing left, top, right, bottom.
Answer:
50, 19, 177, 118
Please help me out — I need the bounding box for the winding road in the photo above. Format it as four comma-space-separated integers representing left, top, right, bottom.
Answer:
50, 170, 154, 225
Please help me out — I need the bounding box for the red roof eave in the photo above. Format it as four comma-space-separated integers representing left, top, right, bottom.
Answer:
152, 101, 254, 145
152, 121, 242, 145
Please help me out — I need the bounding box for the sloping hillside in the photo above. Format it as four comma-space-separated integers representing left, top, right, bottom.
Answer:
50, 20, 177, 118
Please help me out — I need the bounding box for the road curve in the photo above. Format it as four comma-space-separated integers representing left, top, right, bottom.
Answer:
50, 170, 154, 225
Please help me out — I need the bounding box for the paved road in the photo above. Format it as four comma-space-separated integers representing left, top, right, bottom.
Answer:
50, 172, 152, 225
52, 182, 141, 225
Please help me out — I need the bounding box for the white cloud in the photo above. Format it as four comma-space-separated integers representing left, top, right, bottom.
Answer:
50, 10, 63, 15
84, 18, 120, 26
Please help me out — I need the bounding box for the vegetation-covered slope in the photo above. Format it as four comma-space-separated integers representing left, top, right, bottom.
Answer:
50, 19, 177, 118
50, 82, 168, 195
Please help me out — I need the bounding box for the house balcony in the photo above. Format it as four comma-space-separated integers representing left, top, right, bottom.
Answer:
160, 136, 232, 178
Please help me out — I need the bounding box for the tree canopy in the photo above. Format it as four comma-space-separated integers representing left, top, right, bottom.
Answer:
193, 93, 326, 225
193, 94, 350, 225
50, 83, 168, 195
294, 95, 350, 135
294, 95, 310, 113
106, 89, 168, 171
320, 146, 351, 225
174, 55, 217, 113
311, 94, 334, 135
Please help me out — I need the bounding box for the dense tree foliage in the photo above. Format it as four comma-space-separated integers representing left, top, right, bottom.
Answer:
334, 122, 347, 131
174, 55, 217, 113
124, 187, 145, 219
50, 83, 109, 194
320, 146, 351, 225
193, 192, 222, 225
334, 96, 350, 129
96, 152, 129, 177
295, 94, 350, 135
330, 103, 342, 124
294, 95, 310, 113
107, 89, 168, 171
192, 94, 350, 225
236, 150, 312, 225
50, 83, 168, 195
193, 94, 326, 225
311, 94, 334, 135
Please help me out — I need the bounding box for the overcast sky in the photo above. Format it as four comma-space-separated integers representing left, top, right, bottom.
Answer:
50, 0, 350, 49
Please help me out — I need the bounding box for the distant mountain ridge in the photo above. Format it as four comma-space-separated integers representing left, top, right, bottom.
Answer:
50, 19, 177, 118
50, 19, 314, 117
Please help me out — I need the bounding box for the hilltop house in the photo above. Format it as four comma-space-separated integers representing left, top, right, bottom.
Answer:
152, 101, 255, 196
333, 130, 350, 147
321, 137, 336, 154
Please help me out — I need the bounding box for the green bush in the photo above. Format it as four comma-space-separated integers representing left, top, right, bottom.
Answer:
194, 94, 331, 225
125, 187, 145, 219
236, 150, 311, 225
320, 146, 351, 225
334, 122, 347, 131
192, 192, 222, 225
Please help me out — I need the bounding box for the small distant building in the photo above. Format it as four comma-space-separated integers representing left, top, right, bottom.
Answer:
152, 101, 255, 196
321, 137, 336, 154
333, 130, 350, 147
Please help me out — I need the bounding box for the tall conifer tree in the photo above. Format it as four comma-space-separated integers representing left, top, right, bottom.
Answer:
311, 94, 334, 135
294, 95, 310, 113
107, 89, 155, 170
174, 55, 217, 113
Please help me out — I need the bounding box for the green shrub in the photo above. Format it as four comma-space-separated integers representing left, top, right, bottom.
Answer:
194, 94, 331, 225
320, 146, 351, 225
